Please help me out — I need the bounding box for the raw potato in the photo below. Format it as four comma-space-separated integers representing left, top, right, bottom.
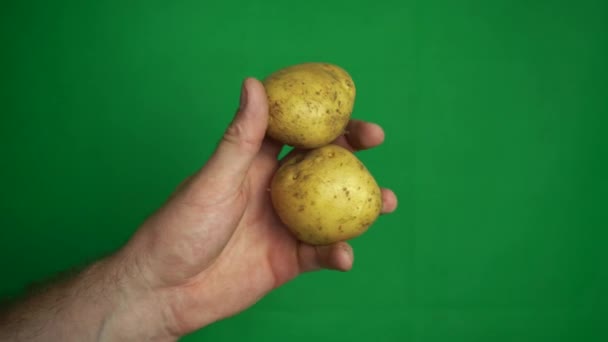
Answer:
270, 144, 382, 245
263, 63, 356, 148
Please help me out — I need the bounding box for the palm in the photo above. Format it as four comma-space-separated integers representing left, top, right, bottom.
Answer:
179, 142, 307, 318
156, 141, 301, 334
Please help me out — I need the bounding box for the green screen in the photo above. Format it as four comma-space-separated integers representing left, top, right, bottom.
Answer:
1, 0, 607, 341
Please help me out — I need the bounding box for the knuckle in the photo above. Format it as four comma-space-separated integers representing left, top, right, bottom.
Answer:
222, 121, 260, 153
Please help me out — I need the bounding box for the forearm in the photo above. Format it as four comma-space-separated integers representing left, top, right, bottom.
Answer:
0, 252, 175, 342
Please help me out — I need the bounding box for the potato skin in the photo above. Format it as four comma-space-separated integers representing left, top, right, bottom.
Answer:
263, 63, 356, 149
270, 144, 382, 245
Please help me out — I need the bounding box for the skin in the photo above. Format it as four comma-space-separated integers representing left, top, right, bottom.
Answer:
0, 78, 397, 341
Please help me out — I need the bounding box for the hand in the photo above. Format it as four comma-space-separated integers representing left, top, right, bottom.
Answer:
117, 78, 397, 337
0, 78, 397, 341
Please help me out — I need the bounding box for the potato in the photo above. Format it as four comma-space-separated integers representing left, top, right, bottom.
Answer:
263, 63, 356, 148
270, 144, 382, 245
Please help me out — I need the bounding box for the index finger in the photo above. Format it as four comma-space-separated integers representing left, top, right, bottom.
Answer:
279, 119, 386, 164
333, 119, 385, 152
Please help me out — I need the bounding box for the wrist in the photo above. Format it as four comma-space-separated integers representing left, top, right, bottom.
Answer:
78, 252, 177, 341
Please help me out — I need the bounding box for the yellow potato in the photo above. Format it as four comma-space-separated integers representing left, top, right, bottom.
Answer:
263, 63, 356, 148
270, 144, 382, 245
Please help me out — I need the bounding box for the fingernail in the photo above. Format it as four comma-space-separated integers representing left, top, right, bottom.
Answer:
239, 79, 249, 111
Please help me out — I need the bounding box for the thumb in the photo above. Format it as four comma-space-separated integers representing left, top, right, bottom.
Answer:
193, 78, 268, 194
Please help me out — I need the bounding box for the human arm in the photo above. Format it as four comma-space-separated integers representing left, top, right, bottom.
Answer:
0, 78, 397, 341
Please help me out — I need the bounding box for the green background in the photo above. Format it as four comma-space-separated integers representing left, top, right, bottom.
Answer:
1, 0, 607, 341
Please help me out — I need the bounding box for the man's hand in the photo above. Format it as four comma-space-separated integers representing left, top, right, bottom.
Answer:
0, 78, 397, 341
